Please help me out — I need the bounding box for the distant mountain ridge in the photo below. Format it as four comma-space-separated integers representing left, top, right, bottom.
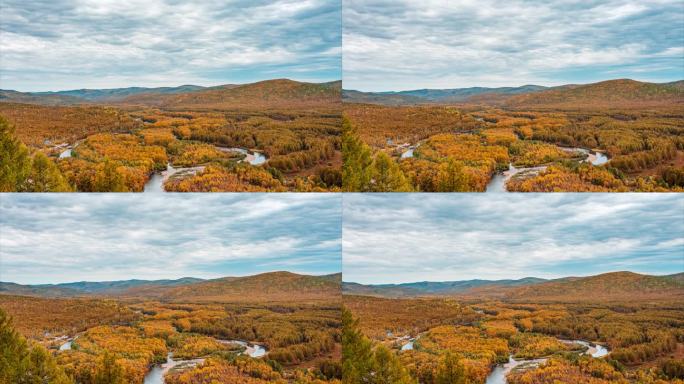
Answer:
0, 79, 342, 109
344, 271, 684, 301
343, 84, 549, 105
130, 78, 342, 109
0, 277, 203, 297
503, 79, 684, 109
343, 79, 684, 108
152, 271, 341, 302
0, 90, 85, 106
504, 271, 684, 302
0, 271, 341, 303
343, 277, 547, 297
33, 85, 205, 101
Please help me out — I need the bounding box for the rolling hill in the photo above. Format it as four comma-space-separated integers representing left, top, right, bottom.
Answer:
33, 85, 205, 101
504, 271, 684, 302
342, 79, 684, 108
0, 282, 81, 298
0, 272, 341, 303
0, 277, 203, 297
343, 84, 548, 105
0, 79, 341, 109
344, 272, 684, 302
0, 85, 205, 105
0, 90, 85, 106
503, 79, 684, 109
342, 89, 426, 105
666, 272, 684, 283
342, 277, 546, 297
152, 271, 342, 302
120, 79, 342, 109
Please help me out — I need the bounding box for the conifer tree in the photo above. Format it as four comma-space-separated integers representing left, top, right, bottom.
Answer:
0, 308, 72, 384
0, 116, 31, 191
370, 151, 412, 192
342, 119, 373, 191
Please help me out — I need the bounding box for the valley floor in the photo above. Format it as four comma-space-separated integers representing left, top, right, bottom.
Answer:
343, 295, 684, 383
0, 294, 342, 383
343, 104, 684, 192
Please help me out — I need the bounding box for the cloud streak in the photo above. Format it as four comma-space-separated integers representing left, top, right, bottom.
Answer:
0, 194, 341, 284
343, 194, 684, 284
0, 0, 342, 91
343, 0, 684, 90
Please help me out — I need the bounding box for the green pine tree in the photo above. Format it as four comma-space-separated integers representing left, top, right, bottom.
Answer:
342, 308, 374, 383
94, 352, 125, 384
0, 308, 72, 384
342, 307, 416, 384
372, 344, 415, 384
435, 352, 466, 384
437, 159, 469, 192
27, 152, 72, 192
342, 118, 373, 191
0, 116, 31, 192
370, 151, 412, 192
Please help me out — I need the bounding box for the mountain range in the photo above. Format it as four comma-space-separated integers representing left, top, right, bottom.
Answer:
3, 78, 681, 110
343, 84, 548, 105
0, 271, 342, 302
0, 79, 342, 109
343, 79, 684, 108
344, 271, 684, 302
343, 277, 546, 297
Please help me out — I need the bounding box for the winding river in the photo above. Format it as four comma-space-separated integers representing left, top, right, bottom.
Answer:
56, 139, 85, 159
143, 353, 205, 384
59, 148, 72, 158
485, 163, 548, 193
560, 339, 609, 358
486, 355, 547, 384
59, 340, 73, 351
143, 163, 205, 193
486, 147, 610, 193
217, 339, 268, 358
215, 147, 267, 165
485, 339, 610, 384
401, 339, 415, 351
559, 147, 609, 166
401, 145, 418, 159
143, 147, 267, 192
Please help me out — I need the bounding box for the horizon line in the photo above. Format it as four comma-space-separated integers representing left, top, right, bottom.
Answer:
3, 77, 343, 94
3, 270, 343, 286
344, 270, 683, 286
345, 77, 684, 93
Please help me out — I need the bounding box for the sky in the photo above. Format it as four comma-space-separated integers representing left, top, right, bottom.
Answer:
0, 0, 342, 92
343, 194, 684, 284
0, 194, 341, 284
343, 0, 684, 91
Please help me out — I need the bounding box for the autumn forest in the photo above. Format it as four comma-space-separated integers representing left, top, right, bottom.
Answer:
0, 272, 342, 384
342, 272, 684, 384
0, 79, 342, 192
342, 79, 684, 192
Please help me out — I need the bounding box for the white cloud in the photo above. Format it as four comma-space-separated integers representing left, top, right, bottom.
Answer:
0, 0, 341, 91
343, 0, 684, 90
0, 194, 341, 284
343, 194, 684, 284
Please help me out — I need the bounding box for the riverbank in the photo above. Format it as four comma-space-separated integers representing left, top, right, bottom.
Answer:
143, 146, 267, 192
143, 163, 205, 192
143, 353, 205, 384
486, 146, 611, 192
485, 338, 611, 384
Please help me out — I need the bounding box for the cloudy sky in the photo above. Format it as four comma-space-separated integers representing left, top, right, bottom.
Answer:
343, 194, 684, 284
344, 0, 684, 91
0, 0, 341, 92
0, 194, 341, 284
